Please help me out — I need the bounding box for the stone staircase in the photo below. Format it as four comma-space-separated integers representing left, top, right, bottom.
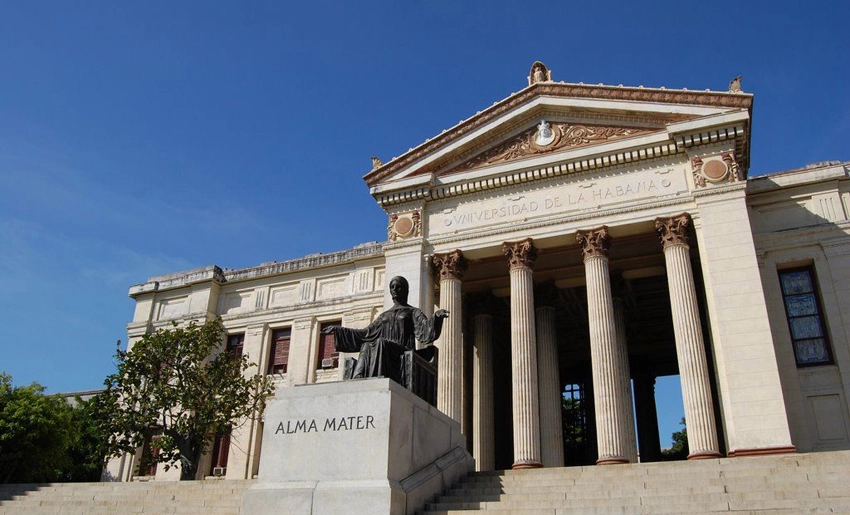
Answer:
0, 479, 253, 515
420, 451, 850, 515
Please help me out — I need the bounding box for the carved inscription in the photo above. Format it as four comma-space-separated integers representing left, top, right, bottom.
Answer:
439, 175, 674, 230
274, 415, 377, 435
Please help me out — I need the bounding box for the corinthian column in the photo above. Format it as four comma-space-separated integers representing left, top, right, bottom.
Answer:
536, 284, 564, 467
502, 238, 542, 469
655, 214, 721, 459
612, 287, 638, 464
576, 227, 631, 465
432, 250, 467, 425
472, 297, 495, 471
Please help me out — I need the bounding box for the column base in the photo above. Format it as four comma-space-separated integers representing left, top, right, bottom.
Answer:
596, 457, 629, 465
687, 451, 723, 460
728, 446, 797, 458
511, 461, 543, 470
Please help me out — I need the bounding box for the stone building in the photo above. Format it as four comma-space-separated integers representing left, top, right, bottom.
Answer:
108, 63, 850, 481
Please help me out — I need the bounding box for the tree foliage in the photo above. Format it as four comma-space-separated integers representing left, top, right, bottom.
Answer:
0, 373, 73, 483
99, 318, 273, 480
662, 417, 688, 460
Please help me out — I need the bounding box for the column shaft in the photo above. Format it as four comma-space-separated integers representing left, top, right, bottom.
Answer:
577, 227, 632, 465
503, 239, 542, 469
656, 214, 722, 459
612, 298, 638, 464
432, 250, 467, 425
473, 313, 495, 471
536, 305, 564, 467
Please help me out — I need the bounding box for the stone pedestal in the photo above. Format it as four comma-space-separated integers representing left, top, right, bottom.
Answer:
241, 378, 473, 515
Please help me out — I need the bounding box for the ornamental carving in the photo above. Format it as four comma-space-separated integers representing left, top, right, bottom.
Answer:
655, 214, 691, 249
503, 238, 537, 269
692, 153, 742, 188
387, 210, 422, 241
576, 227, 610, 260
432, 250, 468, 281
458, 123, 652, 172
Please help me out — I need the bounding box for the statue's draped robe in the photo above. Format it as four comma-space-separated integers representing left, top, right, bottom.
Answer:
331, 304, 444, 385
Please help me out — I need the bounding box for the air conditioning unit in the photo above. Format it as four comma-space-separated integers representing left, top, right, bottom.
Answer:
212, 467, 226, 477
321, 358, 334, 368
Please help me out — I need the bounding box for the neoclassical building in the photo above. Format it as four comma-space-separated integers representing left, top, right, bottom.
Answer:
108, 63, 850, 480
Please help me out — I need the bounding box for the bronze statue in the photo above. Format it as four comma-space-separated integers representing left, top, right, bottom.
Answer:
322, 276, 448, 385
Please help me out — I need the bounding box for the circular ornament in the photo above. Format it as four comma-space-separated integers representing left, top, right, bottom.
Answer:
534, 120, 556, 147
393, 216, 414, 237
703, 159, 728, 182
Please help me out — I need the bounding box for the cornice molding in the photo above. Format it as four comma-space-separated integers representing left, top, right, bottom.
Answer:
375, 140, 682, 207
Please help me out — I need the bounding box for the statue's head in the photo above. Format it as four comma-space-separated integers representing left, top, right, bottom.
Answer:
389, 276, 409, 305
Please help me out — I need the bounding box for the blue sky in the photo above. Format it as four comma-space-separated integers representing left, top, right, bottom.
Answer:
1, 2, 847, 448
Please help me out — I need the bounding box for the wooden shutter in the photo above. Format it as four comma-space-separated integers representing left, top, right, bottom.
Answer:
269, 329, 291, 374
210, 431, 231, 471
317, 322, 341, 369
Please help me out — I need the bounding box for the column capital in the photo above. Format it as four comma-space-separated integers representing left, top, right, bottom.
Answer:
432, 249, 468, 280
503, 238, 538, 270
655, 213, 691, 249
576, 226, 610, 260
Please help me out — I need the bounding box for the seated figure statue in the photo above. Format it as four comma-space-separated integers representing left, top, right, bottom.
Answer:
322, 276, 448, 385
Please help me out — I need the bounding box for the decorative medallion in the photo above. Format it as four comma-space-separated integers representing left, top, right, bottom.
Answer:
459, 122, 652, 172
692, 153, 742, 188
503, 238, 537, 269
576, 227, 610, 260
534, 120, 556, 147
432, 250, 468, 281
655, 214, 691, 249
387, 210, 422, 241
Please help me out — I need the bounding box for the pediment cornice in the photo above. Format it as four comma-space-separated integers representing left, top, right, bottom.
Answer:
364, 82, 753, 187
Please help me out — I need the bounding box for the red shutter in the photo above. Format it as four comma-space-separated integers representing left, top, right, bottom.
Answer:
210, 431, 231, 471
317, 322, 341, 369
269, 329, 291, 374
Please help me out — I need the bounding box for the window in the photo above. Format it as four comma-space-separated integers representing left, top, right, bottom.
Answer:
226, 333, 244, 358
778, 267, 833, 366
317, 321, 341, 369
268, 329, 291, 374
209, 429, 231, 476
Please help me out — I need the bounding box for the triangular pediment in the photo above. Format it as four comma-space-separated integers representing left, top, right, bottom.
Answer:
365, 81, 753, 204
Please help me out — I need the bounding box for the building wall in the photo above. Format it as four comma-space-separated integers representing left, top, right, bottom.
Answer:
113, 162, 850, 481
749, 162, 850, 453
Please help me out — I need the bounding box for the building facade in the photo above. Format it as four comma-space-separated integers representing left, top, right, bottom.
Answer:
108, 63, 850, 480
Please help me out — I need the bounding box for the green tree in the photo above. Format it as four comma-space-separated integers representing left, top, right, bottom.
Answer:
662, 417, 688, 460
99, 318, 273, 480
59, 395, 113, 482
0, 373, 74, 483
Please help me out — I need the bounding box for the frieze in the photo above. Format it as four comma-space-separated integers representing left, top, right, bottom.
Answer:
428, 164, 687, 236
